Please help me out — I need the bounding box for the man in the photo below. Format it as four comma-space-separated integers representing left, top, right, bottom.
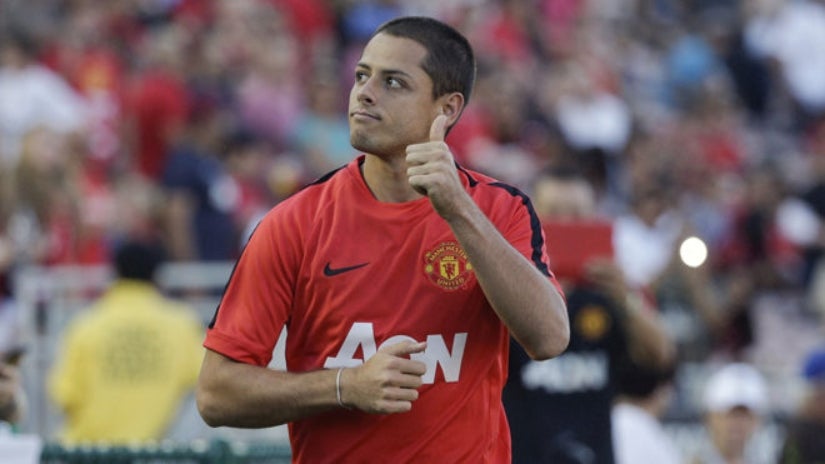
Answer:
0, 350, 23, 426
693, 362, 770, 464
196, 16, 570, 463
611, 359, 682, 464
0, 297, 24, 426
48, 240, 204, 443
503, 166, 674, 463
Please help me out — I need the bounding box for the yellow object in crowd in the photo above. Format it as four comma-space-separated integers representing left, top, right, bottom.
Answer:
48, 280, 204, 444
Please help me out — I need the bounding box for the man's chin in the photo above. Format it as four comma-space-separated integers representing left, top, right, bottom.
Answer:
351, 134, 403, 159
350, 136, 378, 156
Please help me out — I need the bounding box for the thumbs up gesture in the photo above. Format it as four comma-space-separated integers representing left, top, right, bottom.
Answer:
406, 114, 467, 218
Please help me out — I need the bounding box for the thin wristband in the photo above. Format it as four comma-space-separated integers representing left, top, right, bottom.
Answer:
336, 368, 352, 410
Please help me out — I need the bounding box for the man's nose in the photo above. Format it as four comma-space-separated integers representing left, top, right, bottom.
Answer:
355, 78, 377, 105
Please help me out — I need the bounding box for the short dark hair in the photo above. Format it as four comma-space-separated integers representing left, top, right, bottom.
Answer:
374, 16, 476, 105
114, 240, 166, 282
615, 358, 676, 399
0, 28, 39, 58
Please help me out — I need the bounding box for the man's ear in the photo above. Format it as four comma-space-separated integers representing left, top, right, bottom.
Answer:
439, 92, 465, 128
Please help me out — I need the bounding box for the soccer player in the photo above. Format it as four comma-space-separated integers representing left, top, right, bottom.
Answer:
196, 16, 569, 462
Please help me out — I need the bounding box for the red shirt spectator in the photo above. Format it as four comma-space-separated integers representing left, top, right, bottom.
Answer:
127, 68, 190, 179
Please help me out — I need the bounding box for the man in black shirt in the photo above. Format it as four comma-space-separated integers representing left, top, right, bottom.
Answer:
504, 167, 673, 464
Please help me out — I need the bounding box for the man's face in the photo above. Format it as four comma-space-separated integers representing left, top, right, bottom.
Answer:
348, 33, 439, 158
706, 407, 761, 457
532, 178, 595, 220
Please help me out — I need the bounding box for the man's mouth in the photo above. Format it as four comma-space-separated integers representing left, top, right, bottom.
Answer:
350, 110, 380, 121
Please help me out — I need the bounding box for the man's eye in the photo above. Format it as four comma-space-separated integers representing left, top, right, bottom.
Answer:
355, 71, 368, 82
386, 77, 403, 89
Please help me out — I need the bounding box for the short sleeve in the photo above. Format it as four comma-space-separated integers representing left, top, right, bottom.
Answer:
203, 207, 301, 366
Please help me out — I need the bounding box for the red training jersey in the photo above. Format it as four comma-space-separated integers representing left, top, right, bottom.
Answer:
205, 156, 561, 463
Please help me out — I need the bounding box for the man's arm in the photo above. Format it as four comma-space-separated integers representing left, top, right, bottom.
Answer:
407, 115, 569, 360
196, 349, 338, 428
584, 259, 674, 367
197, 341, 428, 427
447, 203, 569, 360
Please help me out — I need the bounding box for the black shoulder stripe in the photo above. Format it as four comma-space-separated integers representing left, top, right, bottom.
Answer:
489, 182, 551, 277
306, 164, 347, 187
456, 162, 479, 187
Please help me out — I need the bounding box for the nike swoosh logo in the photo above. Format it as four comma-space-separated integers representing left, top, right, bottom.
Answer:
323, 262, 369, 277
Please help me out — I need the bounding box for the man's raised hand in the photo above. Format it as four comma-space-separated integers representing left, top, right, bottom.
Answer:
406, 114, 467, 218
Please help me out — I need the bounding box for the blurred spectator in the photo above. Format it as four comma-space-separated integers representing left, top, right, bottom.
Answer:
339, 0, 404, 46
622, 165, 736, 361
613, 180, 683, 290
48, 240, 203, 444
41, 4, 128, 168
663, 23, 727, 113
535, 0, 587, 58
779, 346, 825, 464
125, 24, 190, 180
457, 65, 544, 190
793, 118, 825, 294
235, 5, 303, 149
109, 172, 166, 247
0, 29, 88, 167
288, 62, 357, 177
711, 164, 801, 357
160, 110, 242, 262
464, 0, 536, 67
0, 300, 25, 426
0, 127, 117, 267
611, 359, 683, 464
221, 130, 276, 242
745, 0, 825, 128
534, 45, 633, 200
692, 362, 772, 464
0, 128, 60, 270
0, 361, 23, 427
504, 166, 673, 464
60, 132, 118, 266
668, 92, 742, 251
676, 83, 747, 178
718, 164, 800, 291
720, 10, 774, 123
551, 59, 633, 158
269, 0, 336, 54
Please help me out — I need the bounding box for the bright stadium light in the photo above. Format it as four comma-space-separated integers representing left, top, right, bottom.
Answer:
679, 236, 708, 268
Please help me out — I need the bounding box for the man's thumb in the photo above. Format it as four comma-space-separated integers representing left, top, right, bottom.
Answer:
429, 114, 448, 142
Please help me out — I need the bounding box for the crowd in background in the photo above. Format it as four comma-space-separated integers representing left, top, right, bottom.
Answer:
1, 0, 825, 456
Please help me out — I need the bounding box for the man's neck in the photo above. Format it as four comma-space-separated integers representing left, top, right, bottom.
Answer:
361, 154, 424, 203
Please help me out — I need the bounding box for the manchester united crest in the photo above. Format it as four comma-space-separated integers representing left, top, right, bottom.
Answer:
575, 304, 611, 341
424, 241, 474, 290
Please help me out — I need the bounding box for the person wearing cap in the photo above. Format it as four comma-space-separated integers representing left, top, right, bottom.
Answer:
779, 347, 825, 464
693, 362, 771, 464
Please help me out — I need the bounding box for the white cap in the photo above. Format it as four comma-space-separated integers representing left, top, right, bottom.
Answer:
703, 363, 769, 414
